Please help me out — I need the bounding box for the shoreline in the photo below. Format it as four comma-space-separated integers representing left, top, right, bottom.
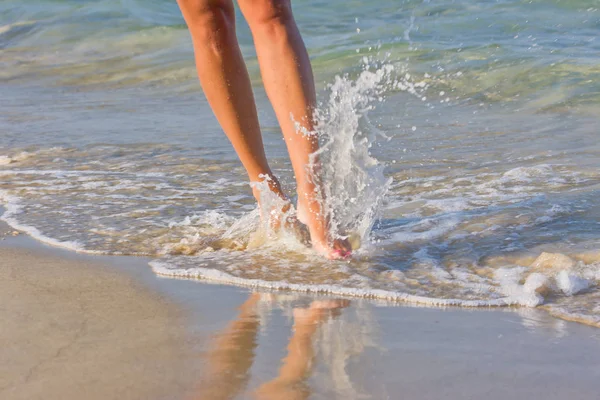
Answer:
3, 202, 599, 329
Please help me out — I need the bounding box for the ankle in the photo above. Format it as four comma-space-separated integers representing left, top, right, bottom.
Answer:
250, 173, 287, 203
297, 193, 322, 214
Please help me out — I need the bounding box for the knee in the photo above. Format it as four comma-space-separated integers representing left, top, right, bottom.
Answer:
244, 0, 294, 39
177, 0, 235, 43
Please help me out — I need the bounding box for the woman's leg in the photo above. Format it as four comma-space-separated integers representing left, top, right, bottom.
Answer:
176, 0, 286, 205
237, 0, 351, 258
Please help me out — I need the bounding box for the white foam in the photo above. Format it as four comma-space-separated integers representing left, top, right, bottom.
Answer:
389, 216, 461, 243
523, 272, 550, 294
0, 189, 104, 254
556, 270, 590, 296
0, 151, 33, 165
150, 260, 510, 308
494, 267, 544, 307
167, 210, 235, 230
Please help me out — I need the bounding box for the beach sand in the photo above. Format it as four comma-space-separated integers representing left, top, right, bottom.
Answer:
0, 222, 200, 400
2, 219, 600, 400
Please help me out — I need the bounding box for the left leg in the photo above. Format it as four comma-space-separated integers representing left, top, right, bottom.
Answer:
176, 0, 288, 209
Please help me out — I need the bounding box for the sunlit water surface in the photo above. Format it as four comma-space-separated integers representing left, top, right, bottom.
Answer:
1, 0, 600, 327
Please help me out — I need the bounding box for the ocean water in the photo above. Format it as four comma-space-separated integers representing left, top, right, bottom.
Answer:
1, 1, 600, 326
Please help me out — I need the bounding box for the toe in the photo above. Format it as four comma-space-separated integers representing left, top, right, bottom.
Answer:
330, 248, 352, 260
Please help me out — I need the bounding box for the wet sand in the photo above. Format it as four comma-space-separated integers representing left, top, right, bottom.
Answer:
0, 223, 200, 400
2, 220, 600, 400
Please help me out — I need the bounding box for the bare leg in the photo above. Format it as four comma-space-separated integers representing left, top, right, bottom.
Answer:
177, 0, 287, 207
238, 0, 351, 259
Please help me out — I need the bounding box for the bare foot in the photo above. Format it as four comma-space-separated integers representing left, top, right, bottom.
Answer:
250, 174, 349, 256
251, 175, 311, 245
297, 198, 352, 260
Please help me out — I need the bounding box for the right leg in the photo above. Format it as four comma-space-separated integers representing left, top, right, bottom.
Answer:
176, 0, 286, 205
237, 0, 351, 258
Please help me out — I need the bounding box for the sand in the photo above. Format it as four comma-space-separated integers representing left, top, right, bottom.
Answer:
2, 219, 600, 400
0, 225, 199, 400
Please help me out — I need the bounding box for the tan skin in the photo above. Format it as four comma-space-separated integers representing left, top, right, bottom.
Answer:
191, 293, 261, 400
176, 0, 351, 259
254, 299, 350, 400
190, 293, 349, 400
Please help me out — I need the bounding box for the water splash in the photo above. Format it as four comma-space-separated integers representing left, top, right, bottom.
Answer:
214, 62, 406, 255
312, 62, 398, 247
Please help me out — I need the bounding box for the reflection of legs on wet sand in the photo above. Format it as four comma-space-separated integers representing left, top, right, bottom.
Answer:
191, 295, 348, 400
255, 299, 350, 400
192, 293, 261, 400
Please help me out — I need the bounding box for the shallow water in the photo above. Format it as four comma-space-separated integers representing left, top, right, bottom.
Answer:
1, 1, 600, 326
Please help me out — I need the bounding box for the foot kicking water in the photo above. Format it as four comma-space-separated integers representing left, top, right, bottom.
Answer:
253, 174, 352, 260
296, 194, 352, 260
177, 0, 351, 258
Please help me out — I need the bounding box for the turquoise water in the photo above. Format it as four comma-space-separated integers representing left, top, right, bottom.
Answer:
1, 1, 600, 326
